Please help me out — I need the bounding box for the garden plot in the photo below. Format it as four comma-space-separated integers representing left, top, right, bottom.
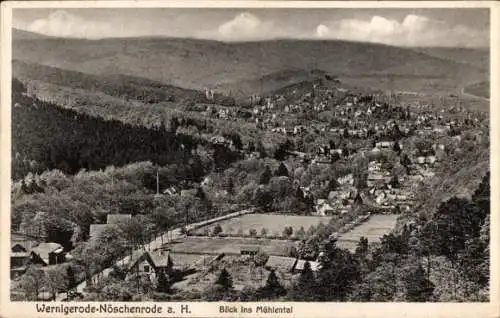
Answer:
166, 237, 297, 256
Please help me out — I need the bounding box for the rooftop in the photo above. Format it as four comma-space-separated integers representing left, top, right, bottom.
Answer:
265, 256, 297, 272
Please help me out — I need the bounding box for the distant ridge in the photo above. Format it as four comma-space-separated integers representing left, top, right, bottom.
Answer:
12, 28, 488, 96
11, 28, 54, 40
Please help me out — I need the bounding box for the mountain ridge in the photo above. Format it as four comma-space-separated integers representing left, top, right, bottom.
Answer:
12, 27, 488, 96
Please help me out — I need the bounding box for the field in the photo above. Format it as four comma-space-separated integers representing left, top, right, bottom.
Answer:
192, 213, 333, 238
336, 214, 399, 252
167, 237, 297, 257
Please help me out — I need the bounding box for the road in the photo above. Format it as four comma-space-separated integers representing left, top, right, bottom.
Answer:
56, 207, 255, 300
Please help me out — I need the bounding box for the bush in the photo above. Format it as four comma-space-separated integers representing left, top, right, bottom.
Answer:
260, 228, 268, 237
285, 245, 298, 258
253, 251, 269, 266
282, 226, 293, 238
249, 228, 257, 237
212, 224, 223, 235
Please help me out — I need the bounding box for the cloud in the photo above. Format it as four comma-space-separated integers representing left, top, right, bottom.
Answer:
25, 10, 115, 39
217, 12, 275, 40
315, 14, 487, 47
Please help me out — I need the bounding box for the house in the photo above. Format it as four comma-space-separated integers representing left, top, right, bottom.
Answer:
11, 242, 31, 278
31, 242, 65, 266
416, 156, 426, 165
106, 214, 132, 224
376, 141, 395, 149
337, 174, 354, 186
129, 250, 174, 282
240, 245, 260, 256
163, 186, 179, 196
425, 156, 437, 165
367, 173, 389, 188
315, 199, 335, 216
294, 259, 320, 272
264, 256, 297, 272
328, 190, 351, 202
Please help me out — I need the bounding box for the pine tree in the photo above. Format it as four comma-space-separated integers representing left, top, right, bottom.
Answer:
289, 261, 316, 300
227, 177, 234, 195
248, 141, 256, 152
316, 240, 361, 301
275, 162, 289, 177
403, 263, 434, 302
215, 268, 233, 290
295, 186, 304, 199
259, 166, 272, 185
256, 140, 267, 158
67, 266, 76, 292
156, 270, 171, 293
390, 175, 400, 188
355, 237, 369, 257
258, 270, 286, 299
212, 224, 223, 235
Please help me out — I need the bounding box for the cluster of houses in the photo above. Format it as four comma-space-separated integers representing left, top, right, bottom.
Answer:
10, 232, 69, 279
311, 134, 441, 217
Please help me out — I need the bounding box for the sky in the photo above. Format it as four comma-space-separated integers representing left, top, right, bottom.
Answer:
13, 8, 490, 47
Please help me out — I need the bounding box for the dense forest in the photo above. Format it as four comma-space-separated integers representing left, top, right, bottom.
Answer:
11, 78, 241, 180
13, 60, 206, 104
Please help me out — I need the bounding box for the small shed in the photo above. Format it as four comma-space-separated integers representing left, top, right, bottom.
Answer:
240, 245, 260, 255
31, 242, 65, 266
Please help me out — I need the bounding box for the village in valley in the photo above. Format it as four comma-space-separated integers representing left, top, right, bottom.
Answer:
9, 8, 490, 303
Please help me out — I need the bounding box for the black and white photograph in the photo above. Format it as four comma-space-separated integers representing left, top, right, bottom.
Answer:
2, 1, 496, 311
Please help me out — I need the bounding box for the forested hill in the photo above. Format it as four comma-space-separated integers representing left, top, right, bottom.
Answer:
13, 60, 207, 104
12, 78, 239, 180
13, 29, 486, 95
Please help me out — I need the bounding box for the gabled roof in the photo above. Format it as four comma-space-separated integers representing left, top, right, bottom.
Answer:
265, 256, 297, 272
106, 214, 132, 224
149, 250, 173, 268
129, 250, 173, 271
11, 243, 27, 252
31, 242, 63, 264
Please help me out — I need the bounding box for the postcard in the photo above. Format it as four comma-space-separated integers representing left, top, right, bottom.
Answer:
1, 1, 498, 317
